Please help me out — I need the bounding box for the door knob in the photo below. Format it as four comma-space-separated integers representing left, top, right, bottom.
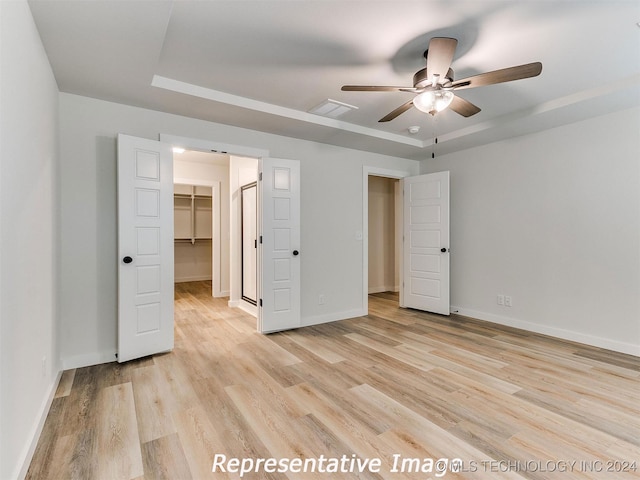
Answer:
440, 248, 448, 253
293, 250, 299, 256
123, 256, 133, 264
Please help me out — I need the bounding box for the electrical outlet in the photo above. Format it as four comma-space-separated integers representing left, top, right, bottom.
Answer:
505, 296, 512, 307
318, 294, 325, 305
497, 295, 504, 306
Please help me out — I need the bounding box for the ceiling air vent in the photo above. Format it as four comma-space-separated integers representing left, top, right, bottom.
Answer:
308, 99, 358, 118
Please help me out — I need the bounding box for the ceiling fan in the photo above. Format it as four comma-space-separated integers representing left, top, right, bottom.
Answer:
342, 37, 542, 122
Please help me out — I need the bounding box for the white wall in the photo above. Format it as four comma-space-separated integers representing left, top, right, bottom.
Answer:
368, 176, 399, 293
174, 152, 230, 292
58, 93, 420, 368
421, 107, 640, 355
0, 1, 61, 478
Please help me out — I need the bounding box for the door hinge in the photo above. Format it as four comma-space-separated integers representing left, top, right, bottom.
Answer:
254, 239, 257, 248
259, 172, 263, 181
259, 235, 263, 244
259, 299, 263, 307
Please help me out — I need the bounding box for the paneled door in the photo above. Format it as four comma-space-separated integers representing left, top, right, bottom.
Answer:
402, 171, 450, 315
117, 134, 174, 362
258, 158, 301, 332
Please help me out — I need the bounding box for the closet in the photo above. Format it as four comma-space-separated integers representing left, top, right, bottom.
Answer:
174, 184, 213, 282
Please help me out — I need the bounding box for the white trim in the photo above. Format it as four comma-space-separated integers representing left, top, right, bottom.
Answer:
362, 166, 413, 317
16, 370, 63, 480
159, 134, 269, 159
452, 306, 640, 357
228, 299, 258, 317
153, 76, 423, 148
174, 176, 222, 297
175, 275, 213, 283
368, 285, 397, 294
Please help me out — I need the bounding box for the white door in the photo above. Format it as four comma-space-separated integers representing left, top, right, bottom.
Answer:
258, 158, 301, 332
117, 134, 174, 362
401, 171, 450, 315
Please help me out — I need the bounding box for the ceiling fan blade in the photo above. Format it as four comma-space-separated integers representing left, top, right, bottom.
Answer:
341, 85, 414, 92
449, 95, 481, 117
451, 62, 542, 90
379, 99, 414, 122
426, 37, 458, 81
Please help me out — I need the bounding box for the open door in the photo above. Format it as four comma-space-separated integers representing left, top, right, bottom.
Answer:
258, 157, 301, 332
401, 171, 450, 315
117, 134, 174, 362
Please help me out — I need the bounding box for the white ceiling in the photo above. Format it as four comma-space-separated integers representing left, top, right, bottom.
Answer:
29, 0, 640, 160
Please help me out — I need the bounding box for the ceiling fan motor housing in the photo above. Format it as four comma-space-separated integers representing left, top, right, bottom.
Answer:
414, 68, 454, 88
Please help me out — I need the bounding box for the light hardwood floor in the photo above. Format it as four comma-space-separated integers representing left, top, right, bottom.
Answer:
27, 282, 639, 479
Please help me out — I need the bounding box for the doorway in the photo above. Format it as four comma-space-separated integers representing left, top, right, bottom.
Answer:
161, 133, 268, 320
171, 148, 261, 317
362, 166, 412, 314
119, 134, 300, 362
368, 175, 402, 294
173, 149, 228, 298
368, 175, 401, 302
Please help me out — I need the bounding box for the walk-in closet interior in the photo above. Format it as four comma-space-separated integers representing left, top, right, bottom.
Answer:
173, 149, 259, 317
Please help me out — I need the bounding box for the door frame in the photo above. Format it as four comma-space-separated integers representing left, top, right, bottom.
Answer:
240, 181, 258, 305
161, 134, 269, 317
362, 166, 413, 314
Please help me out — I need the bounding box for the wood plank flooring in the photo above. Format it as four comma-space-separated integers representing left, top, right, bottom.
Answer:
27, 282, 639, 479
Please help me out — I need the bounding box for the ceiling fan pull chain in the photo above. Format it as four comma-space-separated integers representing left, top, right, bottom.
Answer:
432, 117, 438, 159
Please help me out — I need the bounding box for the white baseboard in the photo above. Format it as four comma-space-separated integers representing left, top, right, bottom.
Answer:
228, 299, 258, 317
368, 285, 398, 294
175, 275, 212, 283
451, 305, 640, 357
238, 301, 257, 317
16, 369, 63, 480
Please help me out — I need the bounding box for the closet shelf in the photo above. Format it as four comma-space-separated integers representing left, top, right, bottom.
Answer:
174, 193, 212, 199
174, 184, 213, 244
175, 237, 212, 243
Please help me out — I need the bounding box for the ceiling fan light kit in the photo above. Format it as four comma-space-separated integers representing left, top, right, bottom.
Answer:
413, 90, 454, 115
341, 37, 542, 122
